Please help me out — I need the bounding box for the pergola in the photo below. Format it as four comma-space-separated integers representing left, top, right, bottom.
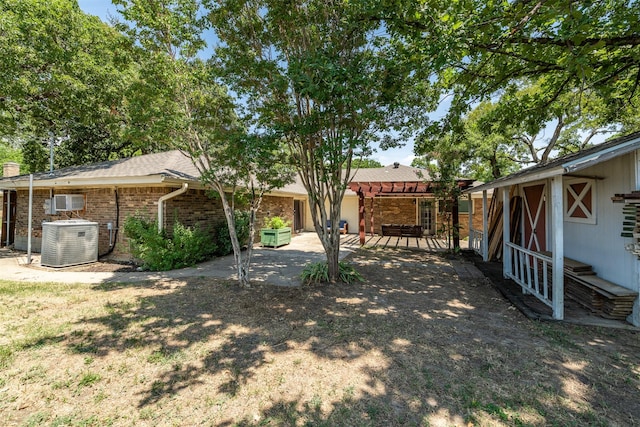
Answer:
347, 179, 475, 246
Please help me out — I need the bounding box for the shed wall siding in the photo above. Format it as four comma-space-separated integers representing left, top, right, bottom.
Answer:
563, 153, 637, 289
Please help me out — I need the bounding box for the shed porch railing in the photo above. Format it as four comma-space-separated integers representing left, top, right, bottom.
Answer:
505, 242, 553, 308
469, 228, 483, 256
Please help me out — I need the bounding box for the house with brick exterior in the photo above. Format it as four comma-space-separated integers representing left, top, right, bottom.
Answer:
1, 151, 484, 260
0, 151, 308, 259
344, 163, 482, 244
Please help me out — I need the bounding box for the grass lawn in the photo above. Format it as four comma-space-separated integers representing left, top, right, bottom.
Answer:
1, 248, 639, 426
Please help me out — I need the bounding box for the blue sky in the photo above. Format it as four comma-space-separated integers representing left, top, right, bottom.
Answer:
77, 0, 423, 166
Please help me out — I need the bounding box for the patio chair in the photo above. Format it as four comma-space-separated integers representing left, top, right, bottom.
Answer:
326, 220, 349, 234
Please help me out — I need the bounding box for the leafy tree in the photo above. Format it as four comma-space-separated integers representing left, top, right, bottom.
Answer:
351, 158, 384, 169
0, 138, 23, 171
209, 0, 428, 282
0, 0, 138, 171
114, 0, 294, 288
416, 79, 629, 183
385, 1, 640, 132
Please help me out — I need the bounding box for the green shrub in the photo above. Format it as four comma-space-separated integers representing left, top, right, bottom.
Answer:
123, 216, 216, 271
301, 261, 364, 285
264, 216, 290, 229
212, 211, 250, 256
234, 211, 251, 247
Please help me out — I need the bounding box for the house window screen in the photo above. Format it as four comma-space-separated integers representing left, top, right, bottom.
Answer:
438, 198, 472, 214
458, 199, 472, 214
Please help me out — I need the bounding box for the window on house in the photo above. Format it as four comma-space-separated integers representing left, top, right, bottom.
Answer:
564, 178, 596, 224
438, 198, 472, 214
458, 199, 472, 214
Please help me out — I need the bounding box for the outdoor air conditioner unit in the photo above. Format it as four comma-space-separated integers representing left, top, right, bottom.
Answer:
53, 194, 85, 212
41, 220, 99, 267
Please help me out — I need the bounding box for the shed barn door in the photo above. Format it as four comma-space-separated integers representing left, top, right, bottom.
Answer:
522, 183, 547, 252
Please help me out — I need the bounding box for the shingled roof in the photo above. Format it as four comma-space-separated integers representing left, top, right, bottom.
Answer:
0, 151, 451, 196
0, 151, 199, 187
465, 131, 640, 193
349, 163, 431, 182
0, 150, 311, 194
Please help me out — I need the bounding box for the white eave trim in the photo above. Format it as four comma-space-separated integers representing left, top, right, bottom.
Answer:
464, 166, 564, 193
0, 175, 200, 190
562, 138, 640, 173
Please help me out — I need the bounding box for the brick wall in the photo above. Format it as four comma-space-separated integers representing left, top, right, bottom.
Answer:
12, 186, 297, 258
434, 198, 486, 240
13, 186, 226, 259
164, 189, 226, 231
362, 197, 417, 235
471, 198, 486, 235
257, 195, 294, 243
354, 196, 487, 239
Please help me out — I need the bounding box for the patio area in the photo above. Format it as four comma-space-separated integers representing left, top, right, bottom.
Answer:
340, 233, 469, 252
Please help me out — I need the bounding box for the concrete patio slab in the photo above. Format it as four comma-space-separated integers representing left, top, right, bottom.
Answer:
0, 233, 356, 287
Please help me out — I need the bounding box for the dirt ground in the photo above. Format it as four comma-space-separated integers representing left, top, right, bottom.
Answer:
1, 247, 639, 426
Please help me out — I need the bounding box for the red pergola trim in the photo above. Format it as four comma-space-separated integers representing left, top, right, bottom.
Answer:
349, 179, 475, 245
348, 181, 433, 195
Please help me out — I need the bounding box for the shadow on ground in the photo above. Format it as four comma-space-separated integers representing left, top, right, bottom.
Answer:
51, 248, 640, 425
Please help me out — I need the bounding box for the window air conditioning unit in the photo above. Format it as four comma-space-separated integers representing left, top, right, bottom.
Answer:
41, 220, 99, 267
53, 194, 85, 212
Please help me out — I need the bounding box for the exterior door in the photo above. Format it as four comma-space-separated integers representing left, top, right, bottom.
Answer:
419, 199, 435, 235
1, 190, 16, 247
522, 183, 547, 252
293, 200, 304, 233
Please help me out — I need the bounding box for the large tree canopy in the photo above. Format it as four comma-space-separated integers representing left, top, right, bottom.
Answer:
384, 0, 640, 133
209, 0, 432, 282
0, 0, 140, 171
114, 0, 294, 288
391, 1, 640, 183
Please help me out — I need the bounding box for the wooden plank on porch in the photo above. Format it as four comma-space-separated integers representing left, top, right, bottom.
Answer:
565, 271, 638, 320
540, 251, 596, 275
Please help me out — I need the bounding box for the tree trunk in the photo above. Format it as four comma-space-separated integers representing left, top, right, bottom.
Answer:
215, 183, 251, 288
309, 198, 342, 283
452, 196, 460, 249
323, 225, 341, 283
326, 239, 340, 282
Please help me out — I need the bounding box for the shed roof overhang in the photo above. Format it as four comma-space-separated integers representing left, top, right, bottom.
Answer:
464, 132, 640, 194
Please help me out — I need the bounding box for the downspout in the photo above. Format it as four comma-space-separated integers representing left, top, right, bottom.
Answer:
158, 183, 188, 232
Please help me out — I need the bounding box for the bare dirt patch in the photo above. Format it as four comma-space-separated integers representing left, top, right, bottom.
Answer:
1, 248, 639, 426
